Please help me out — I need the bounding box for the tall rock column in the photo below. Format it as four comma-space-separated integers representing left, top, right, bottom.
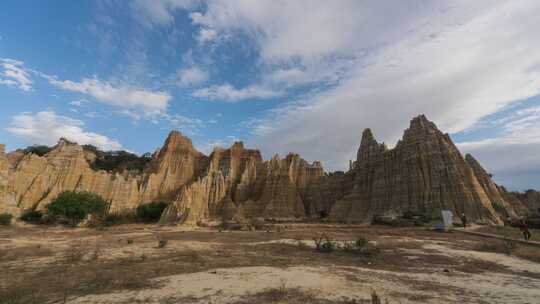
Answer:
330, 115, 502, 224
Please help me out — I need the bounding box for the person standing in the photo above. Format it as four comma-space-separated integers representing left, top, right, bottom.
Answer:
518, 219, 532, 241
460, 213, 468, 228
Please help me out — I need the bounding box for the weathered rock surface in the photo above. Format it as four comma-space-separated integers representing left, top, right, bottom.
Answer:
0, 114, 537, 225
511, 189, 540, 213
465, 154, 528, 218
329, 115, 506, 224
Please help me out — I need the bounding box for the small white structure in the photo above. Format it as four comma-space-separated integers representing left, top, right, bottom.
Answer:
441, 210, 454, 231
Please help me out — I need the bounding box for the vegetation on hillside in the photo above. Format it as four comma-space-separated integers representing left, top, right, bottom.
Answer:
19, 209, 45, 224
83, 145, 152, 173
47, 191, 109, 226
0, 213, 13, 226
136, 201, 168, 223
23, 145, 53, 156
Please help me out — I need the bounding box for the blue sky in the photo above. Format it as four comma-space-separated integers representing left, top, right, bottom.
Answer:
1, 1, 540, 190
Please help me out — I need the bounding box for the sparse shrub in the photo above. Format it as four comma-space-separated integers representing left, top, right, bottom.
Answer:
47, 191, 108, 226
136, 201, 167, 223
0, 213, 13, 226
267, 279, 288, 302
355, 236, 368, 250
158, 239, 168, 248
503, 238, 517, 255
127, 239, 134, 245
156, 234, 168, 248
371, 290, 382, 304
19, 209, 43, 224
313, 233, 337, 252
103, 211, 137, 226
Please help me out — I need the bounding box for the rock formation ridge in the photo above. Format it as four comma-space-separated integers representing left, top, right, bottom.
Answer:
0, 115, 535, 225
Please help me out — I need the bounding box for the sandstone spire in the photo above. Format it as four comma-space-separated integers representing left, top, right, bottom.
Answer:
330, 114, 503, 224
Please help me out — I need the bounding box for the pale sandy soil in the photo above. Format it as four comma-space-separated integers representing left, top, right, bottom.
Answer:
1, 224, 539, 304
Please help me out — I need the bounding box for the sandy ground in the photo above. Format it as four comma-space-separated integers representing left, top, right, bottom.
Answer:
1, 224, 539, 303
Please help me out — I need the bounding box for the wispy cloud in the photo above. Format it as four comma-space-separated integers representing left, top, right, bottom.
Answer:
131, 0, 199, 27
196, 28, 218, 44
192, 83, 282, 102
6, 111, 122, 151
176, 66, 209, 87
42, 74, 171, 115
0, 58, 33, 91
197, 135, 241, 154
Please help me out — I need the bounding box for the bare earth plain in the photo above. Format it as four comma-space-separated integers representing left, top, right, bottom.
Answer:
1, 224, 539, 304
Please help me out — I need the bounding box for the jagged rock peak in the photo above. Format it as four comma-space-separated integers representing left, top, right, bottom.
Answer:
159, 130, 199, 156
230, 141, 244, 150
357, 128, 386, 163
409, 114, 438, 130
465, 154, 489, 176
361, 128, 376, 145
398, 114, 455, 149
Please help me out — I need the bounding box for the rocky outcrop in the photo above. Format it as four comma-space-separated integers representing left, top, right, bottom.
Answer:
511, 189, 540, 213
329, 115, 503, 224
465, 154, 528, 217
1, 114, 537, 225
140, 131, 208, 203
4, 139, 142, 213
161, 145, 322, 224
0, 145, 19, 215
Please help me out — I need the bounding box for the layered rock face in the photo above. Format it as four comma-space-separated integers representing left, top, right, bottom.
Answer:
329, 115, 513, 224
0, 145, 20, 215
2, 139, 143, 213
0, 114, 536, 225
162, 144, 325, 224
140, 131, 209, 203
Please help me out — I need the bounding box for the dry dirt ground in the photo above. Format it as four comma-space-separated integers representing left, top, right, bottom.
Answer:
1, 223, 539, 304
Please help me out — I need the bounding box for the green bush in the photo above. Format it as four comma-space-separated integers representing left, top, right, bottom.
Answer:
24, 145, 52, 156
0, 213, 13, 226
84, 145, 152, 173
136, 201, 168, 222
20, 209, 44, 224
103, 211, 137, 226
47, 191, 108, 226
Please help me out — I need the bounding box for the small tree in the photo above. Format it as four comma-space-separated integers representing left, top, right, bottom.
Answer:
20, 209, 43, 224
0, 213, 13, 226
136, 201, 168, 222
47, 191, 108, 226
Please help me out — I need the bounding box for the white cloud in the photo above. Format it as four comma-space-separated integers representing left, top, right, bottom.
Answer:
192, 83, 282, 102
44, 75, 171, 115
6, 111, 122, 151
131, 0, 199, 27
196, 28, 218, 44
0, 58, 33, 91
164, 113, 203, 134
177, 66, 209, 87
457, 105, 540, 189
212, 1, 540, 174
197, 135, 241, 154
69, 99, 90, 107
